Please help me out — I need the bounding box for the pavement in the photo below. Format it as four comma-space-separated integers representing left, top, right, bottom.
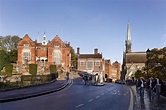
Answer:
131, 85, 166, 110
0, 78, 70, 103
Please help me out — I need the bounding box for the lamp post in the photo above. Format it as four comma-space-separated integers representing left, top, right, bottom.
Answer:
146, 48, 151, 79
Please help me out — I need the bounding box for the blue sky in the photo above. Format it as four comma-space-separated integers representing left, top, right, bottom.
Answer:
0, 0, 166, 64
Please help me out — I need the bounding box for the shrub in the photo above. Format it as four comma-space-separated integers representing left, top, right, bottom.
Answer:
50, 65, 56, 74
5, 64, 13, 76
29, 64, 37, 75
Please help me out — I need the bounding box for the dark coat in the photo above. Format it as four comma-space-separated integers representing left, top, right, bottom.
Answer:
137, 79, 145, 88
146, 79, 155, 89
154, 78, 163, 86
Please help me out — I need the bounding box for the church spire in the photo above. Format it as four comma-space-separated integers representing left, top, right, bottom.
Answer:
127, 22, 131, 41
125, 22, 132, 53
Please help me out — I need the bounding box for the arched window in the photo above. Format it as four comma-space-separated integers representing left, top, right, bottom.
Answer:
22, 49, 30, 64
53, 46, 61, 65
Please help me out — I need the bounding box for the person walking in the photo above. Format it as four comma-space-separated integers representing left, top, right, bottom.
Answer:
147, 77, 155, 100
66, 71, 69, 80
136, 78, 141, 94
138, 77, 145, 98
95, 73, 99, 85
154, 76, 163, 99
83, 74, 88, 85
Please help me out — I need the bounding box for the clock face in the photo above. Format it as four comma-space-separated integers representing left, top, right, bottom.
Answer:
43, 41, 45, 44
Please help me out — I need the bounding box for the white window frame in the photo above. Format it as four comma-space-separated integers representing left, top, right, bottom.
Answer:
22, 47, 30, 64
53, 49, 61, 65
22, 52, 30, 64
80, 60, 85, 66
86, 60, 94, 69
95, 60, 100, 66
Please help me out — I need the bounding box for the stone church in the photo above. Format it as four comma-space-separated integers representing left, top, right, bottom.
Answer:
122, 23, 147, 80
17, 33, 71, 73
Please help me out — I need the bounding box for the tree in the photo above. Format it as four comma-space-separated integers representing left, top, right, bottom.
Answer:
8, 49, 18, 63
135, 69, 145, 79
0, 49, 10, 70
70, 46, 77, 68
0, 36, 6, 50
146, 47, 166, 80
0, 35, 21, 51
0, 35, 21, 71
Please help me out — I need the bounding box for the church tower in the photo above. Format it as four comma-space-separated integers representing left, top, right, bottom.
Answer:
125, 22, 132, 53
42, 32, 48, 45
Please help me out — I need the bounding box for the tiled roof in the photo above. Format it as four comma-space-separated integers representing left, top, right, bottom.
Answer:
126, 52, 147, 63
78, 54, 102, 58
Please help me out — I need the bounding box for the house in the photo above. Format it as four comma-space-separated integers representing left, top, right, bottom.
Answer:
77, 48, 103, 74
17, 34, 71, 74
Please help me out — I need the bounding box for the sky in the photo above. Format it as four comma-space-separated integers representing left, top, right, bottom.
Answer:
0, 0, 166, 64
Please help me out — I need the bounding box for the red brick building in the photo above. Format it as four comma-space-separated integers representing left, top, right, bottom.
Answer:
77, 48, 103, 74
105, 60, 121, 82
17, 34, 71, 72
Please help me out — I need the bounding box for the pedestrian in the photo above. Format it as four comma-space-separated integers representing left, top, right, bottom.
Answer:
83, 74, 88, 85
95, 73, 99, 85
88, 74, 92, 85
136, 78, 140, 94
154, 76, 163, 99
138, 77, 145, 98
66, 71, 69, 80
147, 77, 155, 100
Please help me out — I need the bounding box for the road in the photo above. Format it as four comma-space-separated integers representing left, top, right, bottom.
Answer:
0, 77, 132, 110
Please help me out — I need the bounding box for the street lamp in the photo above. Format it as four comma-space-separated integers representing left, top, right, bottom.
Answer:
146, 48, 151, 79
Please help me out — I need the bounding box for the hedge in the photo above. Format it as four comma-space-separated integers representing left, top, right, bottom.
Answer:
29, 64, 37, 75
50, 65, 56, 74
21, 75, 52, 82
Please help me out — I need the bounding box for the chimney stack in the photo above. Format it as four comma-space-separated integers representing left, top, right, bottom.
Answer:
77, 47, 80, 54
94, 48, 98, 54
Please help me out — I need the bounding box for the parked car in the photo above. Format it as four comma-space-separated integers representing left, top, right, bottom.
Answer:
77, 71, 83, 77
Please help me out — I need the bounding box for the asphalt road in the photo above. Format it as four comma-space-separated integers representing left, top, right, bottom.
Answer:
0, 77, 132, 110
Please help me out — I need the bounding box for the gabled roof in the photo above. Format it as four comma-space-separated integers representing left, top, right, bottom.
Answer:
126, 52, 146, 63
18, 34, 35, 46
47, 35, 66, 48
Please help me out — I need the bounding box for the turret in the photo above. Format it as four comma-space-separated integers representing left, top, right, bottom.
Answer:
42, 32, 48, 45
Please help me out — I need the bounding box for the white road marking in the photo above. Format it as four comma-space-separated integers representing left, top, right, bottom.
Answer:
56, 79, 73, 93
76, 104, 83, 108
96, 96, 100, 98
88, 99, 93, 102
128, 88, 134, 110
